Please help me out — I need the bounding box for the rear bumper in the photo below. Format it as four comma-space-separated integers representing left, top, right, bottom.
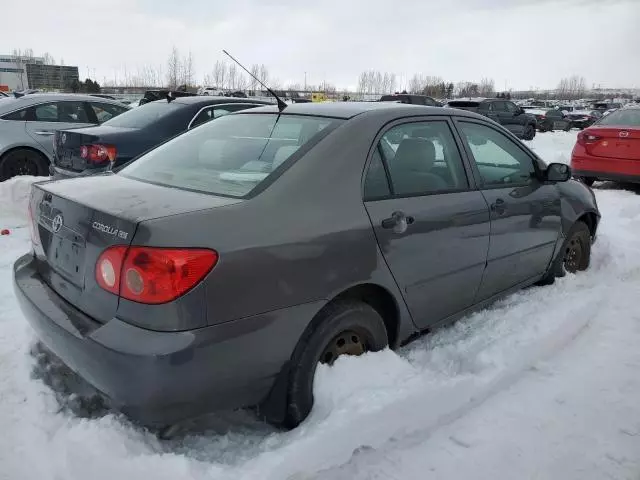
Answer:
571, 150, 640, 183
14, 253, 317, 427
572, 169, 640, 184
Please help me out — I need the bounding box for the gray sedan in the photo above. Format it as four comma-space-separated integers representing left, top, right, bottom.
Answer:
0, 93, 129, 180
14, 102, 600, 434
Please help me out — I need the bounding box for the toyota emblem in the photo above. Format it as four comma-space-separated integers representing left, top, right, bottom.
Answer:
619, 131, 629, 138
51, 214, 63, 233
61, 133, 67, 144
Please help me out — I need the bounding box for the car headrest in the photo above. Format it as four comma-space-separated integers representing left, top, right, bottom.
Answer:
393, 138, 436, 171
272, 145, 299, 169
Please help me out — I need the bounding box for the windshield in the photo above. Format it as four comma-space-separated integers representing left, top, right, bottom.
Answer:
596, 109, 640, 127
120, 113, 340, 197
102, 100, 180, 128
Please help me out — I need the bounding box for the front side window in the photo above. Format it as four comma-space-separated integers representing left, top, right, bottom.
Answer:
121, 114, 339, 198
491, 101, 507, 112
375, 121, 468, 196
505, 102, 518, 113
90, 103, 129, 124
458, 121, 536, 187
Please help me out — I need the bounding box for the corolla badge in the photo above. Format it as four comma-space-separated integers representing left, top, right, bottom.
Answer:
51, 214, 63, 233
92, 221, 129, 240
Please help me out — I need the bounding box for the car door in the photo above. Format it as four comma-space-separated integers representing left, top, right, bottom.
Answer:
363, 119, 491, 329
454, 119, 562, 301
491, 101, 510, 127
25, 101, 95, 157
504, 101, 526, 134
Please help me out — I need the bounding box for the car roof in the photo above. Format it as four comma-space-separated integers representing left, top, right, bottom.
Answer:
0, 93, 126, 114
168, 96, 275, 106
238, 101, 488, 120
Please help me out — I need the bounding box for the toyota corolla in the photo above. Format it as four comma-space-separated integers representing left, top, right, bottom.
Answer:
14, 102, 600, 432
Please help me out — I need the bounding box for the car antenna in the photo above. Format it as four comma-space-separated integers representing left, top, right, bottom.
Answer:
222, 50, 287, 112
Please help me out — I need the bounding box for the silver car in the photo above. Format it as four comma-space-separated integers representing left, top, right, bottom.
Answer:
0, 93, 129, 181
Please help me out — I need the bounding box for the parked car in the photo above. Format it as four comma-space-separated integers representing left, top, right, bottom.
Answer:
138, 90, 197, 106
14, 101, 600, 433
0, 91, 8, 98
379, 94, 442, 107
526, 108, 573, 132
566, 110, 602, 130
446, 98, 537, 140
51, 96, 273, 179
198, 86, 224, 96
0, 94, 129, 181
557, 105, 574, 112
593, 102, 622, 112
570, 105, 640, 186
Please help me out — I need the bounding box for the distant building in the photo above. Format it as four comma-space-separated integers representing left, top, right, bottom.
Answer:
0, 54, 78, 91
26, 63, 79, 90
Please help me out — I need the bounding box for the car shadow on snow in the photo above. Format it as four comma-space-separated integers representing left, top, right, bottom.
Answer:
593, 181, 640, 194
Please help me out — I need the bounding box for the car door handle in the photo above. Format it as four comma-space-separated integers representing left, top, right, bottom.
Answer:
490, 198, 507, 214
381, 211, 414, 233
34, 130, 54, 136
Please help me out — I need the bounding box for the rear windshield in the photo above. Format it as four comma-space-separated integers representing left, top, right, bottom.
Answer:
596, 109, 640, 127
120, 113, 340, 198
103, 101, 180, 128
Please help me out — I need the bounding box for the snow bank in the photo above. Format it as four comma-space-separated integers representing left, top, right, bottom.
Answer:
0, 176, 48, 223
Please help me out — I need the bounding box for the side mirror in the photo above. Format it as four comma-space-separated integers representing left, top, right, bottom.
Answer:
545, 162, 571, 182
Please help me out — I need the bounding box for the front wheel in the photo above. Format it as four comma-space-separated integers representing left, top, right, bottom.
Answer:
576, 176, 596, 187
283, 301, 388, 428
537, 220, 591, 285
522, 124, 536, 141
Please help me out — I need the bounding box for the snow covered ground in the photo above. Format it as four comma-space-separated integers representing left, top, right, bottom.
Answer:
1, 131, 640, 479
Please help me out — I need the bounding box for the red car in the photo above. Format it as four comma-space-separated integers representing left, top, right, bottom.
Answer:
571, 106, 640, 186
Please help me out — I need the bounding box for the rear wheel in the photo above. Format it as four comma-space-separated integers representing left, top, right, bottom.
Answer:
283, 301, 388, 428
523, 124, 536, 141
0, 148, 48, 181
563, 123, 572, 132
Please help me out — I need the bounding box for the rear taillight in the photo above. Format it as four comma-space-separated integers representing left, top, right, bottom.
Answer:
95, 246, 218, 304
577, 131, 601, 146
80, 144, 117, 164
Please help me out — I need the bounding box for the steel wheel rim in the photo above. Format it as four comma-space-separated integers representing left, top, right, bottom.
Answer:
564, 236, 583, 272
320, 330, 366, 365
7, 154, 38, 177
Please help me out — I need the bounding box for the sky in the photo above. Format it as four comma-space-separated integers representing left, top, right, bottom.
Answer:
1, 0, 638, 91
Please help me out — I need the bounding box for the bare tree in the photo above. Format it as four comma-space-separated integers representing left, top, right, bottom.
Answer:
478, 77, 495, 97
228, 63, 238, 90
556, 75, 586, 100
213, 60, 227, 89
183, 51, 195, 87
166, 46, 180, 89
258, 64, 269, 86
249, 64, 260, 91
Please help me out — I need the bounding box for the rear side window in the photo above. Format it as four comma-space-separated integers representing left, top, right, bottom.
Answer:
103, 101, 180, 128
120, 114, 340, 198
189, 103, 262, 129
32, 102, 90, 123
90, 103, 129, 124
596, 109, 640, 126
1, 108, 28, 120
364, 149, 391, 199
374, 121, 468, 196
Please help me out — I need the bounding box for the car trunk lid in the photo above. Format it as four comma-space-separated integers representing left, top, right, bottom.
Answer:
53, 126, 139, 174
582, 126, 640, 160
29, 175, 241, 322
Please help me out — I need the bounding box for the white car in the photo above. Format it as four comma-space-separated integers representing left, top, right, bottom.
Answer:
198, 87, 224, 96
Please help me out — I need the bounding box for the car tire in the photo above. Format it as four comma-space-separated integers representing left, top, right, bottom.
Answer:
563, 123, 572, 132
523, 124, 536, 141
283, 300, 388, 428
0, 148, 49, 181
537, 220, 591, 285
576, 176, 596, 187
